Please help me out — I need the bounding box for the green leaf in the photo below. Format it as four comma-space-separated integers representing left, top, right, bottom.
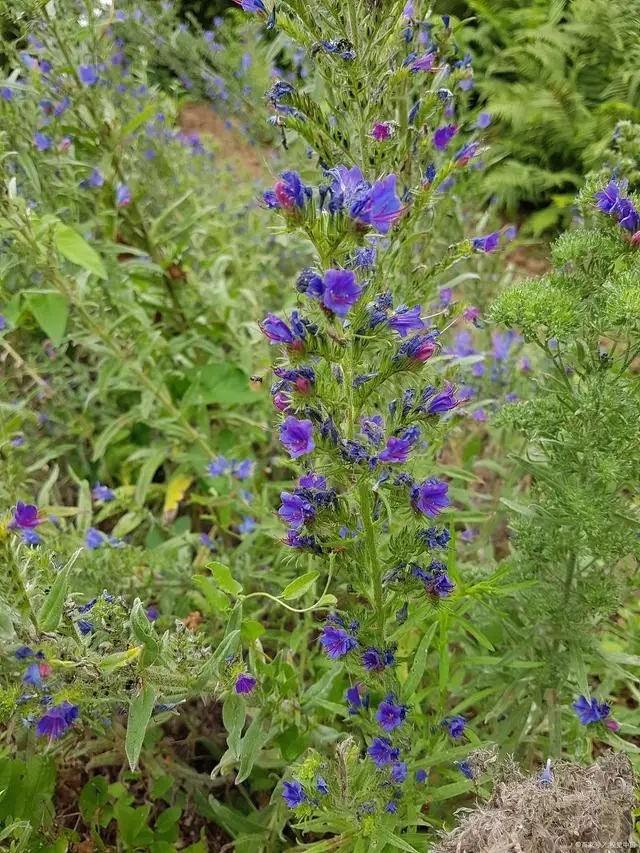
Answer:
120, 102, 157, 139
134, 450, 166, 507
38, 549, 81, 631
236, 711, 268, 784
26, 292, 69, 347
191, 630, 241, 691
222, 692, 246, 758
402, 623, 438, 700
54, 224, 107, 279
240, 620, 265, 643
125, 685, 156, 771
184, 362, 257, 407
207, 561, 243, 596
192, 575, 231, 614
376, 828, 421, 853
282, 571, 319, 601
129, 598, 160, 662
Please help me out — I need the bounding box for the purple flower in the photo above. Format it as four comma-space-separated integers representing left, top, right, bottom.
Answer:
376, 698, 408, 733
208, 456, 229, 476
615, 197, 640, 231
264, 171, 309, 210
278, 492, 315, 528
260, 313, 295, 344
238, 516, 256, 534
412, 479, 450, 518
231, 459, 253, 480
33, 132, 52, 152
296, 268, 325, 298
279, 417, 315, 459
355, 175, 403, 234
78, 64, 99, 86
361, 647, 395, 671
322, 269, 363, 317
319, 625, 357, 659
92, 482, 114, 501
426, 383, 458, 415
595, 180, 625, 214
12, 502, 40, 529
282, 780, 307, 808
371, 122, 392, 140
472, 231, 501, 252
85, 528, 104, 550
573, 695, 611, 725
316, 775, 329, 795
346, 683, 369, 713
299, 472, 327, 490
540, 759, 552, 784
146, 605, 159, 621
456, 760, 473, 779
391, 761, 408, 783
410, 52, 436, 72
367, 736, 399, 767
378, 428, 419, 464
388, 305, 424, 337
235, 672, 257, 694
396, 334, 437, 363
23, 663, 42, 686
386, 801, 397, 814
36, 702, 78, 739
22, 529, 42, 546
77, 619, 93, 635
116, 183, 131, 207
455, 141, 481, 166
474, 112, 491, 129
442, 715, 466, 738
433, 124, 459, 151
80, 168, 105, 190
15, 647, 34, 660
416, 769, 429, 783
463, 305, 481, 324
233, 0, 268, 12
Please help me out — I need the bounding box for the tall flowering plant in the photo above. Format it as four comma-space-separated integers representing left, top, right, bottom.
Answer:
229, 0, 508, 844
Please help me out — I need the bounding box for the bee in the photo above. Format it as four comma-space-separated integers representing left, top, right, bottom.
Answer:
249, 375, 264, 384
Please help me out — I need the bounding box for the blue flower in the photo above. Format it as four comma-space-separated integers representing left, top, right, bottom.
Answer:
264, 171, 310, 210
361, 647, 395, 671
15, 646, 34, 660
378, 427, 420, 464
33, 133, 52, 152
319, 625, 357, 659
539, 758, 552, 784
595, 180, 625, 214
355, 175, 403, 234
346, 683, 369, 714
282, 780, 307, 808
573, 695, 611, 725
116, 183, 131, 207
85, 528, 104, 550
472, 232, 500, 252
391, 761, 408, 783
238, 516, 256, 535
260, 313, 295, 344
36, 702, 78, 739
233, 0, 268, 13
78, 65, 99, 86
278, 492, 315, 528
410, 52, 436, 72
279, 417, 315, 459
442, 715, 466, 738
77, 619, 93, 635
455, 760, 473, 779
376, 697, 408, 733
11, 502, 40, 530
386, 801, 397, 813
23, 663, 42, 686
411, 479, 450, 518
416, 769, 429, 783
22, 530, 42, 547
208, 456, 229, 476
92, 482, 114, 501
433, 124, 459, 151
322, 269, 363, 317
316, 775, 329, 795
367, 736, 399, 767
235, 673, 257, 694
388, 305, 424, 337
296, 268, 325, 298
474, 112, 491, 129
231, 459, 253, 480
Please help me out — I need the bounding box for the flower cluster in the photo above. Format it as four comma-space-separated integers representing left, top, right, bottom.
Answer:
594, 178, 640, 237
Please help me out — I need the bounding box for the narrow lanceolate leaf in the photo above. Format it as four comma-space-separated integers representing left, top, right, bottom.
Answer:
236, 710, 267, 784
125, 685, 156, 771
38, 549, 81, 632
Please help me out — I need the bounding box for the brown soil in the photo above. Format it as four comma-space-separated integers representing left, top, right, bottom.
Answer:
179, 103, 269, 180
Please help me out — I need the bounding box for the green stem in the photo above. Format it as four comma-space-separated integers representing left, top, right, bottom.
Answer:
359, 483, 385, 647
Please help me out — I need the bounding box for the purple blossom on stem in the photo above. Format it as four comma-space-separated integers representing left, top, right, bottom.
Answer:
410, 52, 436, 72
116, 183, 131, 207
376, 697, 408, 732
367, 736, 399, 767
442, 715, 466, 738
282, 780, 307, 808
322, 269, 363, 317
388, 305, 424, 337
11, 502, 40, 529
279, 417, 315, 458
572, 695, 612, 725
472, 231, 501, 252
36, 702, 78, 739
319, 625, 358, 659
433, 124, 459, 151
278, 492, 316, 528
260, 313, 295, 344
78, 64, 98, 86
233, 0, 267, 13
378, 427, 420, 464
355, 175, 403, 234
235, 673, 257, 694
371, 122, 392, 140
412, 479, 450, 517
264, 171, 309, 210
